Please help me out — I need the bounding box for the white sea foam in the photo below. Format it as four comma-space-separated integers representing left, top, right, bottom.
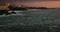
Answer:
9, 11, 24, 12
0, 14, 24, 17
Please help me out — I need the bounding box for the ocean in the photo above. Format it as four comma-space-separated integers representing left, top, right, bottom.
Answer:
0, 9, 60, 32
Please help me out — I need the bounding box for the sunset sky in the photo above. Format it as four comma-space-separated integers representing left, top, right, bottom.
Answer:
0, 0, 60, 8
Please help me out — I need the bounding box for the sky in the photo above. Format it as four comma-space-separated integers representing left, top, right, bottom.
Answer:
0, 0, 60, 8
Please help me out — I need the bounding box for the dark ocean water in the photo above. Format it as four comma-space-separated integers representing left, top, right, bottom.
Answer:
0, 9, 60, 32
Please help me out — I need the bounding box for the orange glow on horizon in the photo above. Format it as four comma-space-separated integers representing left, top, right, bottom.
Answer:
22, 1, 60, 8
0, 1, 60, 8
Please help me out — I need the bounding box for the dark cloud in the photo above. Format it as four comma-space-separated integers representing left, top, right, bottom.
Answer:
0, 0, 60, 3
0, 0, 7, 3
8, 0, 60, 2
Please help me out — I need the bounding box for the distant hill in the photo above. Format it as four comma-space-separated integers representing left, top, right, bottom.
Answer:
27, 7, 49, 9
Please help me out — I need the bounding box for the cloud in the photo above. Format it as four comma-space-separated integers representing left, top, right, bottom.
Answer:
0, 0, 60, 3
8, 0, 60, 2
0, 0, 7, 3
